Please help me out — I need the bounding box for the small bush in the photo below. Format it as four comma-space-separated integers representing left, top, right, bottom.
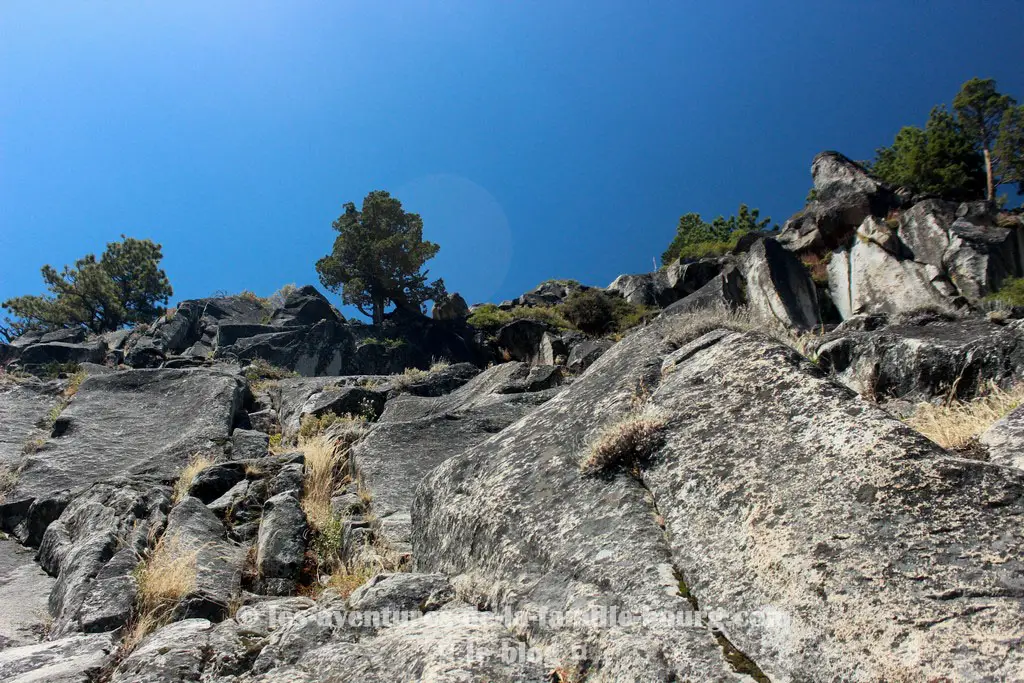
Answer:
268, 433, 283, 451
905, 382, 1024, 451
265, 283, 298, 310
326, 561, 376, 599
801, 252, 832, 286
581, 413, 668, 475
509, 305, 571, 329
245, 358, 296, 384
985, 278, 1024, 307
466, 304, 512, 329
299, 411, 366, 444
674, 235, 743, 260
560, 290, 615, 334
172, 455, 215, 503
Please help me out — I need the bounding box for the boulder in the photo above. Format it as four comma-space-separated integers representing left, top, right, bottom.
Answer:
606, 273, 658, 306
495, 320, 556, 365
37, 480, 169, 636
110, 618, 211, 683
811, 150, 887, 200
18, 341, 107, 369
431, 293, 470, 321
567, 339, 614, 374
654, 259, 722, 307
304, 386, 387, 421
777, 192, 873, 253
231, 428, 270, 460
346, 572, 455, 613
741, 237, 819, 330
813, 315, 1024, 401
980, 404, 1024, 470
828, 223, 955, 319
217, 320, 353, 377
163, 497, 245, 620
0, 368, 243, 521
390, 362, 481, 397
269, 285, 341, 327
662, 262, 745, 315
256, 493, 308, 596
515, 279, 585, 307
186, 463, 247, 504
413, 314, 1024, 681
0, 632, 113, 682
216, 323, 282, 348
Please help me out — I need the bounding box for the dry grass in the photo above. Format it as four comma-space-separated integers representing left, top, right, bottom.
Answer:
325, 561, 377, 599
125, 534, 198, 651
301, 435, 349, 532
63, 369, 88, 398
581, 411, 668, 475
0, 464, 18, 503
429, 358, 451, 373
172, 455, 215, 503
905, 382, 1024, 451
299, 411, 366, 445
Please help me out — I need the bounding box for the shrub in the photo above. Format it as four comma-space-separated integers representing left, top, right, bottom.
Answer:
905, 382, 1024, 451
985, 278, 1024, 307
466, 304, 512, 329
581, 412, 667, 475
560, 290, 615, 334
265, 283, 298, 310
800, 252, 832, 286
244, 358, 296, 387
298, 411, 366, 444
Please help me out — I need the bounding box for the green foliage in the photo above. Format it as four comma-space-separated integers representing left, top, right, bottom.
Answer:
560, 290, 614, 334
951, 78, 1019, 199
873, 106, 985, 200
2, 236, 172, 337
985, 277, 1024, 307
661, 205, 771, 265
316, 190, 447, 325
994, 104, 1024, 195
560, 290, 652, 336
466, 304, 512, 329
244, 358, 296, 386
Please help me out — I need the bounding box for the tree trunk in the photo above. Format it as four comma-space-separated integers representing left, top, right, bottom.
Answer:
371, 292, 385, 326
984, 145, 995, 201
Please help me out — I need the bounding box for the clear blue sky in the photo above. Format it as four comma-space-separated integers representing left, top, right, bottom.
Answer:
2, 2, 1023, 317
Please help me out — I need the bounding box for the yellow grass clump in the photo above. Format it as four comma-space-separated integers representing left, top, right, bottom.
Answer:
125, 534, 197, 651
172, 455, 215, 503
905, 383, 1024, 451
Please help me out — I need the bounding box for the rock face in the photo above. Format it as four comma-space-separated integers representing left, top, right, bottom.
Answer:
742, 237, 819, 330
413, 313, 1024, 681
351, 362, 563, 555
0, 537, 54, 649
980, 404, 1024, 470
0, 368, 243, 523
256, 492, 307, 595
0, 378, 61, 467
814, 314, 1024, 400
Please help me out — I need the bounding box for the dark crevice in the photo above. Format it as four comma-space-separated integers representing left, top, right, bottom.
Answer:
633, 473, 772, 683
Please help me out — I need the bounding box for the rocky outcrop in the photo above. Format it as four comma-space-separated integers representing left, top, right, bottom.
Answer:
0, 538, 54, 649
413, 312, 1024, 681
350, 362, 563, 555
256, 492, 308, 595
0, 368, 243, 526
742, 237, 819, 330
431, 292, 469, 321
0, 632, 113, 682
813, 313, 1024, 401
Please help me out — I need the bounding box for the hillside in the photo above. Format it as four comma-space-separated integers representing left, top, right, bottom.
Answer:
1, 152, 1024, 681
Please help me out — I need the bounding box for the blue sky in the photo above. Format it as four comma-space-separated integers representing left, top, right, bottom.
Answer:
2, 2, 1023, 317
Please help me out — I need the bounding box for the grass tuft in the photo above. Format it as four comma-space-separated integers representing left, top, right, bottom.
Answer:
905, 382, 1024, 451
581, 412, 668, 475
172, 455, 215, 503
125, 534, 198, 652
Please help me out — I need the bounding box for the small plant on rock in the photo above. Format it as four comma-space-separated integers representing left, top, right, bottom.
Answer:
581, 409, 668, 475
126, 534, 198, 652
172, 454, 215, 503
